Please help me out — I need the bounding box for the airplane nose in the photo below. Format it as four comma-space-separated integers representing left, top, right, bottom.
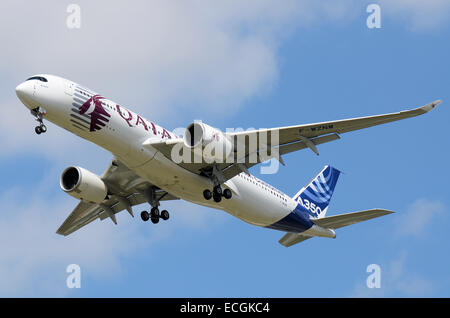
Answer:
16, 82, 30, 98
15, 81, 35, 107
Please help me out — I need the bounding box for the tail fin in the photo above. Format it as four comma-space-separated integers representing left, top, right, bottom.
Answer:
293, 165, 341, 219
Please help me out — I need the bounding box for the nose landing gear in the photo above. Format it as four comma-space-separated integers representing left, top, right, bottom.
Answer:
35, 125, 47, 135
31, 107, 47, 134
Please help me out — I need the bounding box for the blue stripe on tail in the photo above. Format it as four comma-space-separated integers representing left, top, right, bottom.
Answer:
267, 165, 341, 233
293, 165, 340, 219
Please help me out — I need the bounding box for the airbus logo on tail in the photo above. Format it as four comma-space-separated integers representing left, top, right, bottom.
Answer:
297, 197, 323, 217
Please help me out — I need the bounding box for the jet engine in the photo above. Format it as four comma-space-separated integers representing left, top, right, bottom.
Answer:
60, 166, 108, 203
183, 122, 234, 162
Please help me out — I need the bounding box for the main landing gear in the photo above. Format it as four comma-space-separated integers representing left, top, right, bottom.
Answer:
31, 107, 47, 135
201, 166, 232, 203
140, 208, 170, 224
203, 185, 232, 203
139, 187, 170, 224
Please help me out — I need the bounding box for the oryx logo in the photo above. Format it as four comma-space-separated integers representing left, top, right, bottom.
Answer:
79, 94, 111, 131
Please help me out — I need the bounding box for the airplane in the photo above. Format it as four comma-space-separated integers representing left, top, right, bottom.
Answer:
15, 74, 441, 247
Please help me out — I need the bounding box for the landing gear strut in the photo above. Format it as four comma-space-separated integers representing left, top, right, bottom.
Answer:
141, 207, 170, 224
140, 187, 170, 224
31, 107, 47, 134
203, 185, 232, 203
201, 165, 232, 203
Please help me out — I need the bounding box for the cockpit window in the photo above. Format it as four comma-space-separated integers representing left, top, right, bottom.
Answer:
26, 76, 48, 82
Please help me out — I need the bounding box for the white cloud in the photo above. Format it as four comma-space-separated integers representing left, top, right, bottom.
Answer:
3, 0, 447, 160
379, 0, 450, 30
0, 172, 227, 296
1, 1, 299, 113
0, 188, 133, 296
0, 97, 112, 164
395, 199, 445, 237
1, 0, 449, 297
352, 251, 434, 297
0, 0, 302, 159
352, 199, 446, 297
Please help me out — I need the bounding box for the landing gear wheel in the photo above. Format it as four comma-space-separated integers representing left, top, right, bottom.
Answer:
140, 211, 150, 222
150, 207, 160, 223
35, 126, 42, 134
161, 210, 170, 221
150, 207, 160, 218
40, 125, 47, 133
151, 216, 160, 224
223, 188, 232, 199
213, 193, 222, 203
213, 186, 222, 196
203, 189, 212, 200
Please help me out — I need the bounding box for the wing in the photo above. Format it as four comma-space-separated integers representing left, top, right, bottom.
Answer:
146, 100, 441, 181
56, 159, 179, 236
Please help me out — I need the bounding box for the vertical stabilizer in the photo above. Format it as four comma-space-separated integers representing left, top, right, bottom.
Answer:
293, 165, 341, 219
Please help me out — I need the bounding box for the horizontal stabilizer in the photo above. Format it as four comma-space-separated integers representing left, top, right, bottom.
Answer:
278, 209, 394, 247
279, 233, 312, 247
312, 209, 394, 229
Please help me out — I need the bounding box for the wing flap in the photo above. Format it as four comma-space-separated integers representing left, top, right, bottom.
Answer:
97, 191, 178, 221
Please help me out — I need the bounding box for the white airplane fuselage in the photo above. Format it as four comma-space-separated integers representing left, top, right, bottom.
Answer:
16, 74, 322, 235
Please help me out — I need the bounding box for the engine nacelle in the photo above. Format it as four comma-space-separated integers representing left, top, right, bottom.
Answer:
60, 166, 108, 203
183, 122, 234, 162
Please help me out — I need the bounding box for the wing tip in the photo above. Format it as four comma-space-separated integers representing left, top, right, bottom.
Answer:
373, 208, 395, 216
422, 100, 442, 112
279, 239, 296, 248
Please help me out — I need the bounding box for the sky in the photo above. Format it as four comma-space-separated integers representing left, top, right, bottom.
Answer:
0, 0, 449, 297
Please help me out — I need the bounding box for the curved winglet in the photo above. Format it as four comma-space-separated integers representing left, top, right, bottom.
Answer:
421, 100, 442, 113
